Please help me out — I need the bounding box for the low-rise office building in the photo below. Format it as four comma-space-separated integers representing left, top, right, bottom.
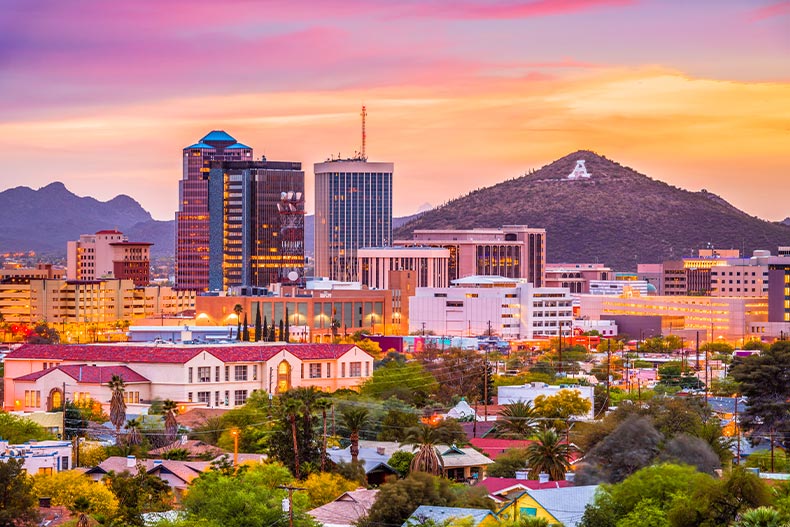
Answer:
0, 440, 72, 474
409, 276, 572, 339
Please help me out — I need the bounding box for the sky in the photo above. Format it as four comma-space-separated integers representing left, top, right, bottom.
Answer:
1, 0, 788, 221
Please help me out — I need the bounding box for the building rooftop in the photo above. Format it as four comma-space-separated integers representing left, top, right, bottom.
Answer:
308, 489, 379, 527
200, 130, 236, 143
15, 364, 150, 384
451, 275, 520, 286
225, 143, 252, 150
184, 142, 214, 150
406, 506, 496, 527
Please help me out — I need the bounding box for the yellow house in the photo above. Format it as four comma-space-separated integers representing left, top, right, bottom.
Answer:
496, 486, 599, 527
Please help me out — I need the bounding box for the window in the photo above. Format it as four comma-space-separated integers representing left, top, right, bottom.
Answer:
188, 392, 193, 402
365, 361, 370, 377
188, 367, 193, 383
235, 365, 248, 381
341, 363, 345, 378
234, 390, 248, 406
349, 362, 362, 377
123, 392, 140, 404
253, 365, 258, 381
198, 367, 211, 383
215, 391, 220, 406
326, 363, 331, 378
24, 390, 41, 407
197, 391, 211, 405
224, 390, 230, 406
38, 467, 53, 475
215, 366, 220, 382
225, 366, 230, 382
309, 363, 322, 378
61, 456, 69, 470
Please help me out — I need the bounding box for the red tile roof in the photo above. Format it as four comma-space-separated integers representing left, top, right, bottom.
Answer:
15, 364, 149, 384
469, 438, 534, 460
95, 230, 123, 235
7, 343, 361, 365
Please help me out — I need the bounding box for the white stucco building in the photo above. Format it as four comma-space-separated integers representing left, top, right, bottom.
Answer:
408, 276, 573, 339
0, 440, 72, 474
498, 383, 595, 420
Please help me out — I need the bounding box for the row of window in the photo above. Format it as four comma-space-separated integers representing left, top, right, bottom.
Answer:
188, 365, 258, 383
188, 389, 248, 406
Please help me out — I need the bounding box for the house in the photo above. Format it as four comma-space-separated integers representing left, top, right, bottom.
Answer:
4, 343, 375, 413
307, 488, 379, 527
475, 477, 572, 503
0, 440, 72, 475
327, 442, 400, 485
439, 445, 495, 482
85, 455, 210, 498
498, 384, 595, 420
404, 506, 499, 527
497, 486, 599, 527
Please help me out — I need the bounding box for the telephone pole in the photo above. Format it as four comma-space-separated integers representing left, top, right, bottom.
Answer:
278, 485, 306, 527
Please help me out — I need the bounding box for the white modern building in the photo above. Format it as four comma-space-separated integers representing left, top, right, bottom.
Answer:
589, 280, 650, 296
498, 383, 595, 420
571, 318, 618, 337
0, 440, 72, 474
408, 276, 572, 339
357, 246, 450, 290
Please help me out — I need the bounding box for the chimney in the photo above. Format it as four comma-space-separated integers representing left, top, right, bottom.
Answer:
181, 434, 188, 445
515, 470, 529, 480
376, 447, 385, 456
153, 460, 163, 466
538, 472, 549, 484
565, 472, 575, 483
126, 455, 136, 468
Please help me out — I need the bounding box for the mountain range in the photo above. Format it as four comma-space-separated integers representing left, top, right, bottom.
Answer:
394, 150, 790, 270
2, 152, 787, 270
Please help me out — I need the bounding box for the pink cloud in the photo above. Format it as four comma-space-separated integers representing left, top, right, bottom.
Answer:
406, 0, 635, 20
747, 1, 790, 21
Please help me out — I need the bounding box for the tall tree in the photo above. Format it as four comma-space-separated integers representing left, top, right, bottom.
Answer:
242, 313, 250, 342
108, 374, 127, 440
731, 341, 790, 447
315, 398, 332, 471
524, 428, 574, 481
125, 417, 142, 446
283, 397, 305, 479
279, 319, 285, 342
233, 304, 243, 341
269, 320, 276, 342
495, 401, 537, 439
406, 424, 444, 476
0, 458, 39, 527
162, 399, 179, 443
285, 307, 291, 342
339, 406, 371, 463
255, 310, 262, 342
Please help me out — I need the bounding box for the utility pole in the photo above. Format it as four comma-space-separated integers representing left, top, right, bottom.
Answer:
558, 323, 563, 375
695, 332, 700, 370
734, 395, 741, 465
231, 429, 239, 471
278, 485, 306, 527
61, 382, 67, 439
605, 338, 611, 412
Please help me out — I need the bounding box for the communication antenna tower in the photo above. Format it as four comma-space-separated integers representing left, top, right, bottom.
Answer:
360, 105, 367, 160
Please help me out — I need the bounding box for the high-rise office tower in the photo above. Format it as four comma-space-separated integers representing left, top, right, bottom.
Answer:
207, 160, 305, 290
314, 159, 394, 282
176, 131, 253, 290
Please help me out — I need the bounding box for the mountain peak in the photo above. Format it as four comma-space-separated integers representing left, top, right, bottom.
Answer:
39, 181, 70, 193
395, 152, 790, 270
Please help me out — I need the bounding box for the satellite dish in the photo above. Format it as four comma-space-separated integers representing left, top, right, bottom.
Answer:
287, 271, 299, 282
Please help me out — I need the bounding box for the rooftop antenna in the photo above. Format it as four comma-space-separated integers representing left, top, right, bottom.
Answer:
361, 105, 367, 160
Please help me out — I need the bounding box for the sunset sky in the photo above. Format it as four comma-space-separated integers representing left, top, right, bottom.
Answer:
1, 0, 788, 221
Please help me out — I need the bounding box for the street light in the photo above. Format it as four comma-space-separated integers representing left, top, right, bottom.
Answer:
231, 428, 239, 471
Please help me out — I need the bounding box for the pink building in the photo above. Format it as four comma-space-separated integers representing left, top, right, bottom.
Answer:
545, 263, 612, 294
67, 230, 152, 286
4, 343, 374, 413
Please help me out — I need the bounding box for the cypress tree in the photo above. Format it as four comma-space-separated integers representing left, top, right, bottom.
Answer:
279, 319, 284, 342
269, 320, 276, 342
285, 307, 291, 343
260, 315, 267, 342
242, 313, 250, 341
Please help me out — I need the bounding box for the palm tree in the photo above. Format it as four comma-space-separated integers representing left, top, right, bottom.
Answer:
406, 423, 444, 476
125, 417, 142, 446
71, 496, 92, 527
162, 399, 179, 443
283, 397, 305, 479
524, 428, 574, 481
340, 406, 371, 463
315, 398, 332, 471
233, 304, 243, 340
496, 400, 537, 439
108, 375, 127, 440
735, 506, 788, 527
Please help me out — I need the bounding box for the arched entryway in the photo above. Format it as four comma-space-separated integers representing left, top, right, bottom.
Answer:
277, 360, 292, 394
47, 388, 63, 411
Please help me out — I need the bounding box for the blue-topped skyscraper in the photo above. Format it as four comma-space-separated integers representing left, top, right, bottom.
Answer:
177, 131, 253, 290
314, 158, 394, 282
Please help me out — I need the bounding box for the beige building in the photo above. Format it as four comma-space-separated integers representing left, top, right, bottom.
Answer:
578, 293, 767, 343
67, 230, 152, 286
394, 225, 546, 287
0, 279, 195, 332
